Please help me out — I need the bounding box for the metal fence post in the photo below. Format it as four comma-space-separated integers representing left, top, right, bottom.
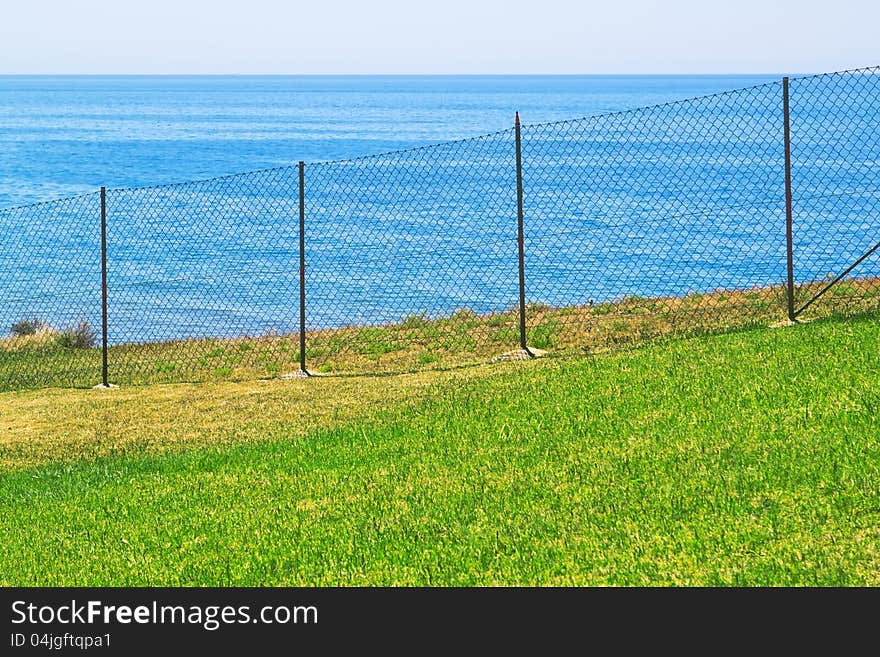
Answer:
100, 186, 109, 387
298, 161, 309, 374
515, 112, 533, 356
783, 77, 796, 321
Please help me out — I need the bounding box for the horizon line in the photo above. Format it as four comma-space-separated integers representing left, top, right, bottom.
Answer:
0, 72, 799, 77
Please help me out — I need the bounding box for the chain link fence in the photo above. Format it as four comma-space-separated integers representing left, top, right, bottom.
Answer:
788, 70, 880, 315
2, 67, 879, 391
0, 193, 102, 389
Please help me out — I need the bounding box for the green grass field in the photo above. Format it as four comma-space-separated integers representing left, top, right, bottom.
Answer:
3, 278, 878, 389
1, 316, 878, 585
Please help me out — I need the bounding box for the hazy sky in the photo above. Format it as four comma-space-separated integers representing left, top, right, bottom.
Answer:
1, 0, 877, 74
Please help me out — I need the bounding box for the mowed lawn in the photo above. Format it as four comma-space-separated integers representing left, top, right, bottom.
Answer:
1, 317, 878, 585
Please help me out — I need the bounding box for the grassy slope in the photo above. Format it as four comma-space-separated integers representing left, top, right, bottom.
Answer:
1, 318, 878, 585
0, 367, 485, 471
3, 278, 878, 389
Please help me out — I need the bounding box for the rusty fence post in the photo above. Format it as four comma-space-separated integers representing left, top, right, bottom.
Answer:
100, 186, 109, 387
299, 161, 309, 374
515, 112, 533, 356
783, 77, 796, 321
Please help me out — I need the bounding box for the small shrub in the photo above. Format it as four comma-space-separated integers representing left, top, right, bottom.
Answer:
492, 327, 519, 344
529, 320, 561, 350
450, 308, 478, 322
213, 366, 233, 377
55, 321, 97, 349
367, 342, 398, 357
418, 324, 443, 340
455, 335, 477, 351
831, 283, 857, 297
356, 328, 399, 356
400, 314, 429, 329
11, 318, 49, 336
418, 353, 438, 365
156, 361, 176, 373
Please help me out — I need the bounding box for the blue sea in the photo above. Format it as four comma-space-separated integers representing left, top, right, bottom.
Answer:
1, 74, 878, 344
0, 75, 779, 207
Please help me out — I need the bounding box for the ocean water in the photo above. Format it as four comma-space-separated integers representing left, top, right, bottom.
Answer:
0, 75, 778, 207
1, 74, 879, 344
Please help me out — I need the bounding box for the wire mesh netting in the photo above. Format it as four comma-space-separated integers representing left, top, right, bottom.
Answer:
0, 193, 103, 389
787, 68, 880, 317
521, 81, 789, 353
305, 131, 521, 374
106, 167, 301, 385
1, 67, 879, 391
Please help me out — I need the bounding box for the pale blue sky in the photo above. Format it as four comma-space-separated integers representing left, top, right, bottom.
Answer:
1, 0, 877, 74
